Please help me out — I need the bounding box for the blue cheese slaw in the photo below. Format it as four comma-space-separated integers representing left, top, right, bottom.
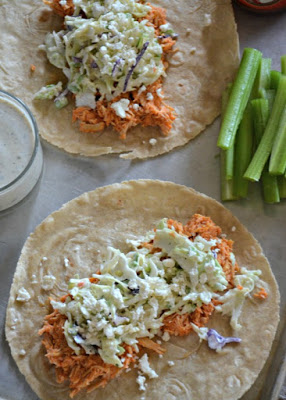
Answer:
51, 218, 263, 367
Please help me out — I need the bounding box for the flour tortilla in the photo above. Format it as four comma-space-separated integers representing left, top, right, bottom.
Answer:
0, 1, 239, 159
6, 180, 279, 400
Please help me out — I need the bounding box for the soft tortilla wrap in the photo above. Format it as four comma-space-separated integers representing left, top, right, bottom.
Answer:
6, 180, 279, 400
0, 0, 239, 159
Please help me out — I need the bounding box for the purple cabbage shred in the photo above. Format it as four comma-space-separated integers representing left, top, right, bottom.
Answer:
123, 41, 149, 92
72, 56, 83, 64
212, 250, 217, 259
54, 88, 69, 103
91, 60, 98, 69
112, 58, 122, 77
207, 329, 241, 351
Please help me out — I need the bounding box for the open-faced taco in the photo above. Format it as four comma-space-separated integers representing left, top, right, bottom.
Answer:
6, 180, 280, 400
0, 0, 239, 159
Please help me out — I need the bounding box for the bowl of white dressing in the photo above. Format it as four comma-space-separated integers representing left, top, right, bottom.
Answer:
0, 90, 43, 211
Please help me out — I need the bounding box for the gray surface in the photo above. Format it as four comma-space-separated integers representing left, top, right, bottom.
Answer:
0, 5, 286, 400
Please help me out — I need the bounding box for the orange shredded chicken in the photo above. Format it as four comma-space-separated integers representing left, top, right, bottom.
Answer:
254, 287, 268, 299
43, 0, 74, 16
39, 311, 136, 398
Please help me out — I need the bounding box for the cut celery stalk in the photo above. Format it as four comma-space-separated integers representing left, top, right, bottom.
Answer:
281, 55, 286, 75
251, 99, 279, 203
270, 70, 281, 90
278, 176, 286, 198
220, 84, 237, 200
217, 48, 262, 150
251, 99, 269, 144
262, 166, 280, 203
265, 89, 276, 111
252, 58, 271, 99
221, 84, 234, 179
221, 151, 237, 201
269, 106, 286, 175
244, 75, 286, 181
234, 105, 253, 198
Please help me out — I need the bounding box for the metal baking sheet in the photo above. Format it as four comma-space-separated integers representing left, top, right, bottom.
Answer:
0, 4, 286, 400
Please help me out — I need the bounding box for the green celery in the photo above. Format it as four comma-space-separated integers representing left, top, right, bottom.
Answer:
221, 151, 237, 201
261, 167, 280, 203
252, 58, 271, 99
251, 99, 279, 203
281, 55, 286, 75
278, 176, 286, 198
251, 99, 269, 144
217, 48, 262, 150
265, 89, 276, 111
244, 75, 286, 181
221, 84, 237, 201
234, 105, 253, 198
269, 106, 286, 175
270, 70, 281, 90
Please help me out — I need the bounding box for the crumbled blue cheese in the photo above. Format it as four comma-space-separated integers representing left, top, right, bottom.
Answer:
160, 23, 171, 32
149, 138, 157, 146
136, 375, 146, 391
156, 88, 164, 98
168, 360, 175, 366
138, 354, 158, 379
111, 99, 130, 118
16, 288, 31, 302
19, 349, 26, 356
133, 103, 139, 111
42, 274, 56, 291
146, 92, 154, 101
138, 85, 146, 95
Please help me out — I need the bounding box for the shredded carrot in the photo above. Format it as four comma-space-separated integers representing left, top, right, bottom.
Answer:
44, 0, 177, 138
254, 287, 268, 299
30, 64, 36, 72
237, 285, 243, 290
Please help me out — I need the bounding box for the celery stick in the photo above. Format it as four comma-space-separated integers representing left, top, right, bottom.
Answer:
262, 166, 280, 203
234, 105, 253, 198
269, 106, 286, 175
270, 70, 281, 90
217, 48, 262, 150
251, 99, 269, 144
220, 85, 236, 200
244, 75, 286, 181
221, 84, 234, 179
251, 99, 279, 203
278, 176, 286, 198
221, 151, 237, 201
265, 89, 276, 111
281, 55, 286, 75
252, 58, 272, 99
